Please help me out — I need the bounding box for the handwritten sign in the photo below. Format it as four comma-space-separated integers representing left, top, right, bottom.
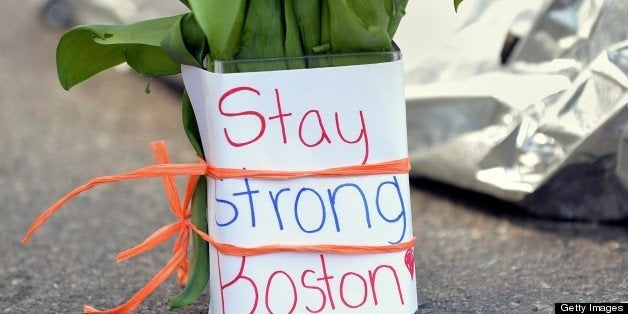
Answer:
183, 60, 417, 313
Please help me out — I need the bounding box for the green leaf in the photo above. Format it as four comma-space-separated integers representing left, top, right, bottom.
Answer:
293, 0, 321, 54
325, 0, 393, 66
294, 0, 330, 68
320, 0, 331, 48
188, 0, 247, 60
171, 91, 207, 309
162, 13, 206, 67
327, 0, 393, 53
387, 0, 409, 37
235, 0, 286, 72
180, 14, 207, 65
454, 0, 463, 12
57, 31, 122, 90
169, 177, 208, 309
313, 0, 333, 67
125, 45, 181, 75
284, 0, 306, 69
178, 0, 191, 9
181, 90, 204, 158
57, 16, 182, 90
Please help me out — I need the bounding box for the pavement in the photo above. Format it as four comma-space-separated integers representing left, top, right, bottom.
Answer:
0, 2, 626, 313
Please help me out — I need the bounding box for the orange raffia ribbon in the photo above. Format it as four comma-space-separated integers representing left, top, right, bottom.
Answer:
22, 141, 413, 313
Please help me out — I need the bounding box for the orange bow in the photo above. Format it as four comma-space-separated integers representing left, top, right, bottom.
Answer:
22, 141, 413, 313
85, 142, 206, 313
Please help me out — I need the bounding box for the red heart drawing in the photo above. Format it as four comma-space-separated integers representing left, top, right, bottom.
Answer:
404, 248, 415, 279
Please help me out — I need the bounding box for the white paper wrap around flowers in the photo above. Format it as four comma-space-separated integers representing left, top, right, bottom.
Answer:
183, 60, 417, 313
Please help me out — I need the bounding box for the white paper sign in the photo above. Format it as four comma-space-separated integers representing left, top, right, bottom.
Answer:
183, 60, 417, 313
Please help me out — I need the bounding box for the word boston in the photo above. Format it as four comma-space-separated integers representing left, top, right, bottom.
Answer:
182, 57, 417, 313
214, 252, 417, 313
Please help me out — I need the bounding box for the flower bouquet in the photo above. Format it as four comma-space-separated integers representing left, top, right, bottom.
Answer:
24, 0, 464, 312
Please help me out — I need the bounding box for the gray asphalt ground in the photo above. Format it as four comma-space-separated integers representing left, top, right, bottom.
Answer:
1, 2, 626, 313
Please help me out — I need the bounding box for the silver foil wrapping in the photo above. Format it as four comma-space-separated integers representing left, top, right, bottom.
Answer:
404, 0, 627, 221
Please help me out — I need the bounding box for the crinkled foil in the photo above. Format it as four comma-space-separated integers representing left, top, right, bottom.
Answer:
405, 0, 627, 221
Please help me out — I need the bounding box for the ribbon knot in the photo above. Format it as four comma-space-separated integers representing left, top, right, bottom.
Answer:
83, 141, 207, 313
22, 141, 414, 313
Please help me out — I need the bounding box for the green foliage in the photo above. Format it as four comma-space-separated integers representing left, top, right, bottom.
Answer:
168, 177, 208, 309
387, 0, 410, 36
56, 16, 182, 90
293, 0, 321, 54
454, 0, 464, 12
283, 0, 306, 69
56, 0, 417, 90
178, 0, 190, 9
181, 91, 203, 158
188, 0, 246, 61
328, 0, 393, 53
162, 13, 206, 68
236, 0, 287, 72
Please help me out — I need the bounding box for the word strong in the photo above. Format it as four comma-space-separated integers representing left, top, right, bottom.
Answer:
218, 86, 370, 164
